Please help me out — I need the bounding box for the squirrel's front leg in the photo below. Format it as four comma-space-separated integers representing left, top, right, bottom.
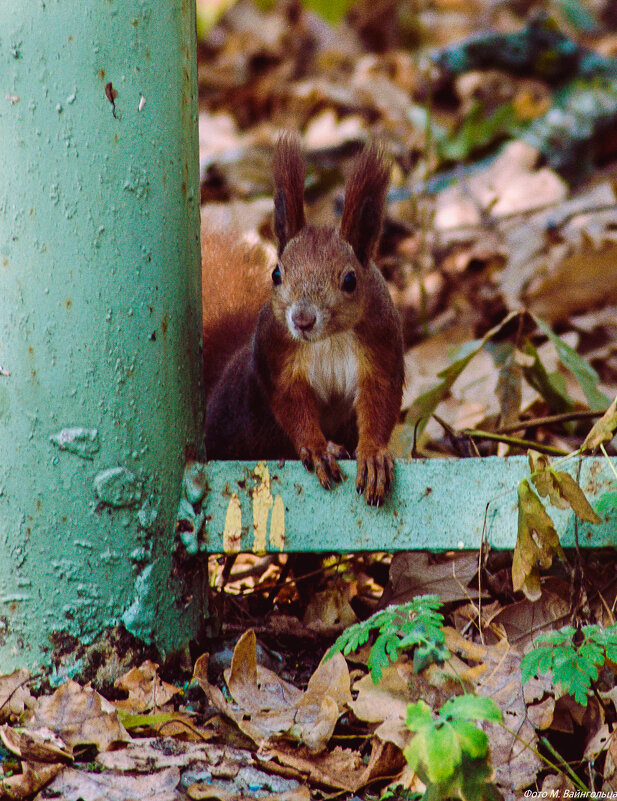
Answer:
270, 379, 345, 490
355, 370, 401, 507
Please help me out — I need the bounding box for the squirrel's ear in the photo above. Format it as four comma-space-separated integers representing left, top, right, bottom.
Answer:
340, 143, 390, 267
273, 132, 306, 254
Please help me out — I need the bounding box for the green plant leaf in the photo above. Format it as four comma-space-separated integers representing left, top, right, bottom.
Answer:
578, 641, 604, 666
536, 626, 576, 645
325, 622, 370, 661
368, 632, 398, 684
412, 640, 450, 673
521, 624, 617, 706
403, 729, 429, 777
459, 754, 503, 801
521, 340, 574, 414
116, 710, 180, 730
425, 723, 461, 784
438, 100, 523, 163
441, 695, 502, 723
521, 645, 554, 684
302, 0, 357, 24
586, 623, 617, 661
533, 316, 610, 411
326, 596, 447, 683
553, 655, 595, 705
450, 720, 489, 760
406, 700, 435, 732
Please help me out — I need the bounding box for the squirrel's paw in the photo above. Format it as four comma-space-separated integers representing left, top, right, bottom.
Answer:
356, 446, 394, 507
299, 441, 345, 490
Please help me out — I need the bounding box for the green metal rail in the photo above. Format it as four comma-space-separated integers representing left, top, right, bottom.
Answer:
195, 456, 617, 554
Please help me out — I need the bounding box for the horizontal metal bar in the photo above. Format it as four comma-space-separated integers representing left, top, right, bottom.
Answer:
200, 456, 617, 553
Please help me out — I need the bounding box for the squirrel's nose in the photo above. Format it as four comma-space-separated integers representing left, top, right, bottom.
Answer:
291, 306, 316, 332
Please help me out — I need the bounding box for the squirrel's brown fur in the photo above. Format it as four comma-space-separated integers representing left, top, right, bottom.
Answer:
200, 227, 271, 393
203, 133, 404, 506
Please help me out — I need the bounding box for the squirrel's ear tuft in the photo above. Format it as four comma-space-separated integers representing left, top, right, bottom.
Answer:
340, 143, 390, 267
273, 132, 306, 254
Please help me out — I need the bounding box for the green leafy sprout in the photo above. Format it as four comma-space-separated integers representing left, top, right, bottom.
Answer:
325, 595, 448, 684
404, 695, 503, 801
521, 623, 617, 706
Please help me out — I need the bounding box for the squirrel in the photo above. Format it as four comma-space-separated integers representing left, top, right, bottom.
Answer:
203, 133, 404, 506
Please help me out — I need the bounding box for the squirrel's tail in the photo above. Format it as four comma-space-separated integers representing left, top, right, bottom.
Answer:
201, 223, 273, 396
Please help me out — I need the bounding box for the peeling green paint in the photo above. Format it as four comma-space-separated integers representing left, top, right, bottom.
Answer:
49, 427, 100, 459
252, 463, 273, 554
137, 496, 159, 531
94, 467, 143, 508
184, 461, 208, 505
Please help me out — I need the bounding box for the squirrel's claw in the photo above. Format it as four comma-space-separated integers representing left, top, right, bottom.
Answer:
356, 446, 393, 506
326, 441, 349, 459
299, 443, 344, 490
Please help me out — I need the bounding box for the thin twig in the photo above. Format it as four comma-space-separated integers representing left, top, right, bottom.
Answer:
497, 409, 604, 434
464, 429, 568, 455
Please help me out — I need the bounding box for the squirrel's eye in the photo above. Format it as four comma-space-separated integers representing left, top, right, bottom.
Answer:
341, 271, 356, 293
272, 265, 282, 286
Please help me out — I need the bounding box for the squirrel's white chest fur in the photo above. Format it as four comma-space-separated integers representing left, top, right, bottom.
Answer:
304, 331, 359, 405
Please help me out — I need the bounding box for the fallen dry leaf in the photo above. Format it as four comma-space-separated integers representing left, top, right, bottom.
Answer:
1, 760, 63, 800
525, 695, 555, 731
303, 108, 366, 150
350, 660, 412, 727
512, 479, 565, 601
35, 765, 181, 801
491, 577, 571, 651
195, 630, 350, 753
114, 660, 180, 713
258, 744, 364, 793
581, 395, 617, 452
187, 785, 310, 801
185, 763, 309, 800
96, 738, 251, 774
292, 648, 353, 752
603, 726, 617, 790
0, 723, 73, 764
526, 230, 617, 324
434, 140, 567, 230
29, 680, 130, 752
225, 627, 302, 716
585, 722, 614, 760
303, 582, 358, 631
0, 669, 34, 723
387, 551, 485, 604
529, 451, 602, 523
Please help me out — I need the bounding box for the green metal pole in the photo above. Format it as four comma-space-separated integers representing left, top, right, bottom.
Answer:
0, 0, 203, 671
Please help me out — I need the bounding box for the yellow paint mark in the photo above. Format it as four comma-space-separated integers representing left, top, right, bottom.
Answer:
270, 495, 286, 551
223, 493, 242, 554
252, 462, 273, 554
